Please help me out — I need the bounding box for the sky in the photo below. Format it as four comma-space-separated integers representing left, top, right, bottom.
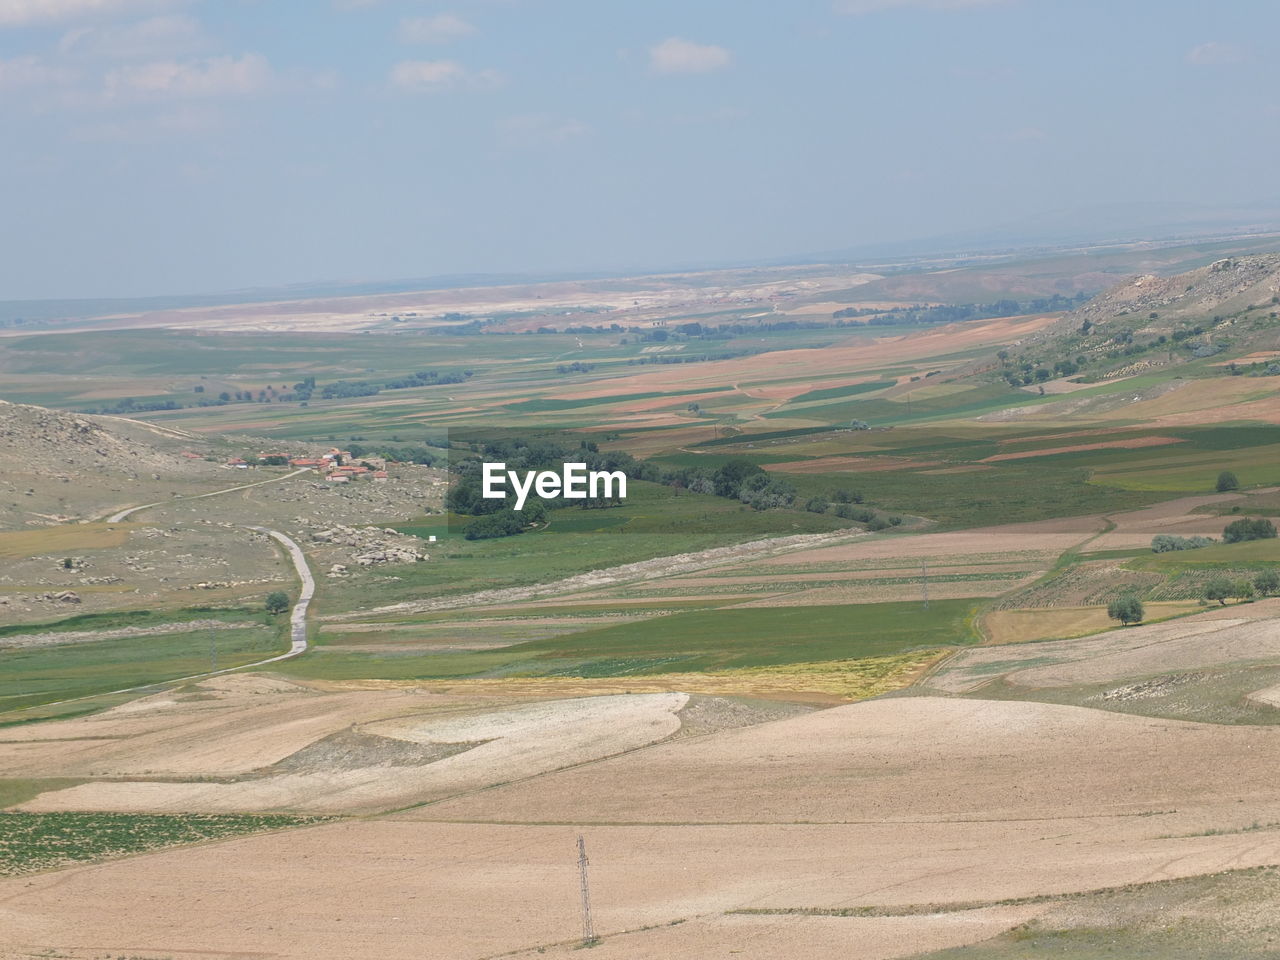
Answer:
1, 0, 1278, 299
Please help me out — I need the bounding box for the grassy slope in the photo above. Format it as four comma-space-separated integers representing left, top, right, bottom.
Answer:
0, 618, 286, 713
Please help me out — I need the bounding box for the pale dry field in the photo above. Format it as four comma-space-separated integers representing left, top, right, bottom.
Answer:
726, 521, 1097, 573
1082, 489, 1268, 550
929, 599, 1280, 694
8, 697, 1280, 959
982, 601, 1203, 645
9, 683, 690, 815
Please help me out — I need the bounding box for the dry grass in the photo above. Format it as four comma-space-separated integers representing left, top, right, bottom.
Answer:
425, 649, 945, 703
982, 602, 1203, 645
0, 522, 134, 559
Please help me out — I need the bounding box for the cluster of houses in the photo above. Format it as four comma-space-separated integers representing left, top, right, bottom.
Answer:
225, 448, 389, 484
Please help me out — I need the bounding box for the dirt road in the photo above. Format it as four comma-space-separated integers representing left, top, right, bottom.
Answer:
102, 467, 310, 522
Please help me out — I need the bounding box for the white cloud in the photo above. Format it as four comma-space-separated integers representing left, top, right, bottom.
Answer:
104, 53, 272, 98
1186, 41, 1247, 66
399, 13, 475, 45
834, 0, 1012, 13
0, 0, 175, 27
59, 15, 206, 59
0, 55, 73, 92
389, 59, 500, 92
648, 37, 730, 75
499, 112, 589, 145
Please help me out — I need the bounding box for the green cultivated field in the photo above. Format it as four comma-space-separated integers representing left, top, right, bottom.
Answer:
280, 599, 978, 682
0, 811, 331, 876
0, 614, 286, 714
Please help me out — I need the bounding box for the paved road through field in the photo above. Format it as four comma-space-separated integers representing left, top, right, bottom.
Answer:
244, 525, 313, 661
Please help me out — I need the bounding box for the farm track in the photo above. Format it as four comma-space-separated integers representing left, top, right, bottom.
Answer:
100, 467, 311, 522
323, 528, 871, 622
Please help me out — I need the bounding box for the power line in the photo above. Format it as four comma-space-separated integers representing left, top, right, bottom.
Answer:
577, 835, 596, 946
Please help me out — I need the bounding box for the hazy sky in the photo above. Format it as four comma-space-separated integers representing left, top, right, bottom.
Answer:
2, 0, 1278, 299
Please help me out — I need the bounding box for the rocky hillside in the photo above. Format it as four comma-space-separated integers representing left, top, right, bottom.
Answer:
0, 400, 203, 475
996, 253, 1280, 386
0, 399, 221, 527
1066, 254, 1280, 330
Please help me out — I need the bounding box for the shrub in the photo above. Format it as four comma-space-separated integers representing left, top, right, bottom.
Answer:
1254, 569, 1280, 597
1223, 517, 1277, 543
1216, 470, 1240, 492
805, 497, 829, 514
1151, 535, 1215, 553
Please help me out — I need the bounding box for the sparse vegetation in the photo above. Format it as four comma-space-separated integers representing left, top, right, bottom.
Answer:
0, 812, 331, 876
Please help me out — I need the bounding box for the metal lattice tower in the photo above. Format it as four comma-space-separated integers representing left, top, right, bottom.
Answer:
577, 835, 596, 945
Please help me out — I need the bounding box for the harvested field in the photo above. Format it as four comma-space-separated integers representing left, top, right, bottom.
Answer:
927, 601, 1280, 695
730, 522, 1095, 573
9, 697, 1280, 959
14, 692, 690, 815
1082, 491, 1250, 551
982, 602, 1202, 645
0, 675, 446, 781
733, 576, 1030, 607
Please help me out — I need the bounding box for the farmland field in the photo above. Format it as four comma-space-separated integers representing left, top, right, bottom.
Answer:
6, 239, 1280, 960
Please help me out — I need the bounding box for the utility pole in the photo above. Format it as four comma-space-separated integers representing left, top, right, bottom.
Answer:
210, 629, 218, 673
922, 560, 929, 610
577, 835, 596, 946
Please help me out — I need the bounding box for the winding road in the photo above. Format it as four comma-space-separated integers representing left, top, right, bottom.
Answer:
244, 525, 314, 663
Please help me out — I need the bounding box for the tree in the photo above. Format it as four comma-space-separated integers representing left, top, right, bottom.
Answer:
265, 591, 290, 614
1107, 595, 1145, 625
1254, 569, 1280, 597
1232, 579, 1256, 603
711, 459, 764, 499
1223, 517, 1277, 543
1204, 576, 1233, 605
1216, 471, 1240, 492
